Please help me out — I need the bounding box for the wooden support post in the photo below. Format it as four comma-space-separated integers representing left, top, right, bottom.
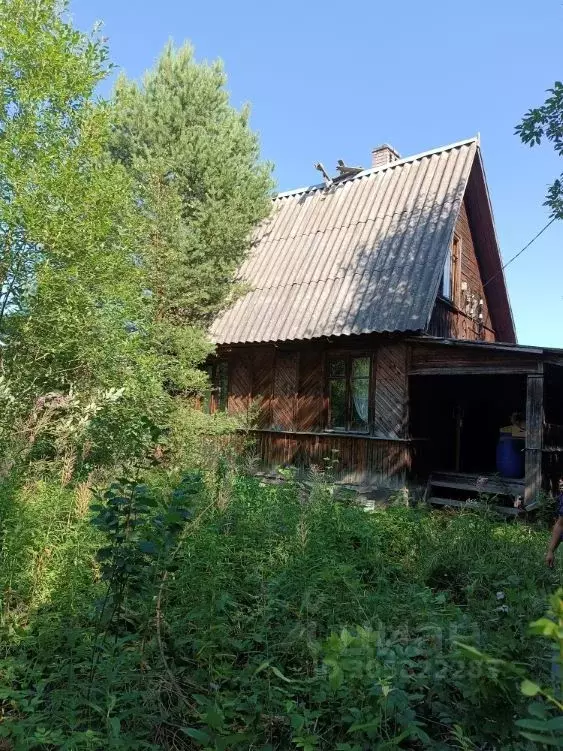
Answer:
525, 373, 544, 505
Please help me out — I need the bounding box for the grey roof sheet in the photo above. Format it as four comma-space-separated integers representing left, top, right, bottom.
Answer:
211, 138, 478, 345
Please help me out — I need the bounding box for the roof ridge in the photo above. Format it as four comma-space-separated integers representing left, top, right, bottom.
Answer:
275, 136, 479, 200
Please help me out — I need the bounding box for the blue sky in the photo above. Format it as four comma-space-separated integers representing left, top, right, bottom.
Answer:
71, 0, 563, 346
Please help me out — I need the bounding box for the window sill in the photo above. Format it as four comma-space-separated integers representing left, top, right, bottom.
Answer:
246, 427, 413, 442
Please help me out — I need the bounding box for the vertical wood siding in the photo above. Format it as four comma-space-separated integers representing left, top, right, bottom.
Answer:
374, 343, 408, 438
220, 339, 412, 487
457, 201, 495, 339
297, 349, 324, 431
427, 301, 455, 338
252, 347, 275, 428
255, 431, 410, 487
428, 200, 496, 342
271, 351, 299, 431
228, 350, 252, 415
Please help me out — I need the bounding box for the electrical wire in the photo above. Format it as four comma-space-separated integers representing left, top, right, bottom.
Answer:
482, 216, 558, 289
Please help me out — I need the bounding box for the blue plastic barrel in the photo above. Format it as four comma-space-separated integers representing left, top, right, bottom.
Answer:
496, 436, 524, 479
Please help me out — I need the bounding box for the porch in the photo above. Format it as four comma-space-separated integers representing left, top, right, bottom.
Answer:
409, 339, 563, 510
223, 337, 563, 507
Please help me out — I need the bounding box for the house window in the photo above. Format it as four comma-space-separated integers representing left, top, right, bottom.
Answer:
327, 355, 370, 432
202, 360, 228, 413
440, 234, 461, 302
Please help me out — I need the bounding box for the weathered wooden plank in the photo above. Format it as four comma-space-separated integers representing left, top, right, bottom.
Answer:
410, 365, 538, 376
297, 349, 323, 431
251, 431, 411, 487
410, 342, 540, 375
228, 351, 252, 417
272, 351, 299, 431
428, 497, 520, 516
525, 374, 544, 504
373, 343, 408, 438
252, 347, 275, 428
427, 300, 455, 339
430, 479, 523, 497
251, 428, 411, 442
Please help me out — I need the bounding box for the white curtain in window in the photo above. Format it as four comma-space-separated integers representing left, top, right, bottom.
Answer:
352, 382, 369, 424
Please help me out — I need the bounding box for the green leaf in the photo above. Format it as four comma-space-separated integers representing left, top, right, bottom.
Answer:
216, 734, 250, 750
516, 718, 553, 731
528, 702, 549, 719
108, 716, 121, 736
137, 540, 158, 555
181, 727, 211, 745
347, 719, 380, 733
271, 665, 293, 683
329, 665, 343, 690
530, 618, 558, 637
547, 716, 563, 731
253, 660, 270, 676
521, 679, 542, 697
203, 707, 223, 730
519, 732, 563, 747
454, 642, 487, 660
290, 714, 305, 731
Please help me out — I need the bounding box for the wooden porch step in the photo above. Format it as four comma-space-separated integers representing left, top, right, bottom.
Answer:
430, 472, 524, 498
427, 497, 520, 517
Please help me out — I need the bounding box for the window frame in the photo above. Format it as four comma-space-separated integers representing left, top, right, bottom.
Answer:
202, 359, 229, 414
440, 232, 462, 304
325, 352, 373, 434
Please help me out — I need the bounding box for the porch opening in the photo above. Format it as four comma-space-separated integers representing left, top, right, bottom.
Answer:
410, 373, 527, 484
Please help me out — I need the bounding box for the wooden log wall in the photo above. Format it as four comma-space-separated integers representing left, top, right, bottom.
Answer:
223, 338, 549, 490
373, 342, 408, 438
427, 201, 496, 342
272, 352, 299, 431
255, 432, 411, 487
297, 349, 324, 431
221, 338, 411, 487
410, 342, 541, 376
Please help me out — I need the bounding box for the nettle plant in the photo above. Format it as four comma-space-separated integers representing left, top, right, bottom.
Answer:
516, 589, 563, 747
458, 588, 563, 747
91, 472, 201, 634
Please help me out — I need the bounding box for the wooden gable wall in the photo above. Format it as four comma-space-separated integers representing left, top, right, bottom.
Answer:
457, 201, 494, 337
428, 199, 496, 342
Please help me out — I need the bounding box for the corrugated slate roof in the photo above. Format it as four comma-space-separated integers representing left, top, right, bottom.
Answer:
211, 138, 479, 345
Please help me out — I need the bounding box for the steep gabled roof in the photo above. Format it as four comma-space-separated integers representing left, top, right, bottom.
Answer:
211, 137, 513, 345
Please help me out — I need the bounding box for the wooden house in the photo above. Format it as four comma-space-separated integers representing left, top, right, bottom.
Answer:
208, 137, 563, 507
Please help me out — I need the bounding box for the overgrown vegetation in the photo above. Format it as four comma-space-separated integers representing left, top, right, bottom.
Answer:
1, 2, 562, 748
0, 470, 561, 749
0, 0, 272, 482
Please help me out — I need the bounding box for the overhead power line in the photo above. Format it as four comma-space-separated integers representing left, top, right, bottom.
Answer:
483, 217, 558, 289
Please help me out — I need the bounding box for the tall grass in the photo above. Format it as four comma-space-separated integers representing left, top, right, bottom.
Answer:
0, 471, 559, 749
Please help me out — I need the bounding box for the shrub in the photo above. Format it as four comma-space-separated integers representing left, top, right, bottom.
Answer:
0, 472, 559, 749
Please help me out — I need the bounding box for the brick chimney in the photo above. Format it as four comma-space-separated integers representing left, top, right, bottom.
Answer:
371, 144, 401, 169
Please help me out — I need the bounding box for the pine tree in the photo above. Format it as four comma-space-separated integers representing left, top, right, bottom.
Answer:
111, 42, 273, 393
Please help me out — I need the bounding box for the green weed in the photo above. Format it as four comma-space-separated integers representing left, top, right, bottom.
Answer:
0, 472, 560, 749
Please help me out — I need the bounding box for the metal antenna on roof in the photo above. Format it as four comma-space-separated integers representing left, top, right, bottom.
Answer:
314, 162, 333, 188
336, 159, 363, 178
